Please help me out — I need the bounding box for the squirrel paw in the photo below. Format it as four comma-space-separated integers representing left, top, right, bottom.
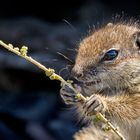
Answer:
60, 84, 80, 105
83, 95, 106, 116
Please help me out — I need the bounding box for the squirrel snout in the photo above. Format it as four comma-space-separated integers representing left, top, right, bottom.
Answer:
71, 68, 84, 79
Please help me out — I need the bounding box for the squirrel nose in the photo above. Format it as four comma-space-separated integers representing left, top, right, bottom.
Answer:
71, 69, 84, 79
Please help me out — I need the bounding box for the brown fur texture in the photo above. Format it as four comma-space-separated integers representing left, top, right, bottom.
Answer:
61, 22, 140, 140
74, 125, 120, 140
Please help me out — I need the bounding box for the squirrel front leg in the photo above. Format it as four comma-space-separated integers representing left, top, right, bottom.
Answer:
105, 94, 140, 120
84, 93, 140, 120
60, 85, 140, 120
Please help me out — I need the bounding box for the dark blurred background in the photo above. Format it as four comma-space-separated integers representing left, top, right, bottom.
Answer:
0, 0, 139, 140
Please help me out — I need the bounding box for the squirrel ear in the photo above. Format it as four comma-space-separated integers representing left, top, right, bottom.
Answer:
133, 31, 140, 49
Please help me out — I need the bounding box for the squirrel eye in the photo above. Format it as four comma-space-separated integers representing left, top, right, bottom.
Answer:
102, 49, 119, 61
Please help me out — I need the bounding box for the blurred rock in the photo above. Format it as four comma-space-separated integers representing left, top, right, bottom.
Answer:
26, 122, 55, 140
0, 122, 20, 140
0, 92, 57, 121
49, 119, 77, 140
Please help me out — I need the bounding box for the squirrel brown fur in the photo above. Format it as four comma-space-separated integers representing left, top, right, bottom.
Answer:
60, 22, 140, 140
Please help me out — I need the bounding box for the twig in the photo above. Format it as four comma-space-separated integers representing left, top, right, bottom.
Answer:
0, 40, 126, 140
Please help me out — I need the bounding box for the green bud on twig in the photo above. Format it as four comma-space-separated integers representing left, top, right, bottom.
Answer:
20, 46, 28, 56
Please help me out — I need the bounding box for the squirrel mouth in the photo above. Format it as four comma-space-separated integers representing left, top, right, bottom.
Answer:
84, 80, 101, 86
71, 76, 101, 86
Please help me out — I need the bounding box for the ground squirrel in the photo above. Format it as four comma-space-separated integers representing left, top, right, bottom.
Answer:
60, 22, 140, 140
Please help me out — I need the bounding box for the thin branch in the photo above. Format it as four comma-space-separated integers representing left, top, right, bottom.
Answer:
0, 40, 125, 140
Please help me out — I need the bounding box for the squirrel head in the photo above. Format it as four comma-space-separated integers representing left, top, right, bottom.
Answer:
71, 23, 140, 95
